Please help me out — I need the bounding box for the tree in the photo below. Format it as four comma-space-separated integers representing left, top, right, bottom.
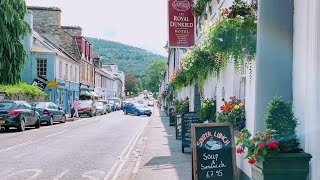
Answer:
0, 0, 30, 84
125, 74, 141, 94
146, 60, 166, 93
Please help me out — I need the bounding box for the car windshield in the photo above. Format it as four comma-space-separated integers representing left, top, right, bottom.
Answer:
79, 100, 92, 106
135, 104, 146, 108
96, 102, 103, 106
0, 102, 15, 110
33, 102, 47, 108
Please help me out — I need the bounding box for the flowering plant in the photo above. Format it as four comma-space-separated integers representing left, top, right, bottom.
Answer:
198, 99, 216, 122
236, 128, 280, 165
217, 96, 245, 130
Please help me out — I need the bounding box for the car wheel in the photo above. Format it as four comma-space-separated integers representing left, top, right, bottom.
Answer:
17, 118, 26, 132
4, 127, 10, 131
35, 118, 40, 128
124, 110, 128, 115
147, 114, 152, 117
60, 116, 66, 123
48, 116, 54, 126
89, 112, 93, 117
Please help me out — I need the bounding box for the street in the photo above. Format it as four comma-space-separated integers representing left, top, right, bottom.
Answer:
0, 110, 150, 180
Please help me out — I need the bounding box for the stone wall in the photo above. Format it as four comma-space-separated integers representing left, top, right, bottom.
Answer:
62, 26, 82, 37
27, 6, 61, 30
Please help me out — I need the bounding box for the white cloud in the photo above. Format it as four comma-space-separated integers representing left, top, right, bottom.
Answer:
25, 0, 168, 56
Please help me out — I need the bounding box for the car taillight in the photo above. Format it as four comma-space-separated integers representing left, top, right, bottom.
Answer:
8, 110, 20, 116
43, 109, 49, 115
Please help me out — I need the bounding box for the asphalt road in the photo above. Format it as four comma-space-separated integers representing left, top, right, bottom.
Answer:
0, 110, 150, 180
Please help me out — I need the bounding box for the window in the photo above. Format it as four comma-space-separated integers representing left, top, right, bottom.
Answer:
75, 67, 78, 82
70, 65, 73, 81
59, 61, 62, 79
65, 64, 68, 80
37, 58, 47, 78
81, 62, 85, 80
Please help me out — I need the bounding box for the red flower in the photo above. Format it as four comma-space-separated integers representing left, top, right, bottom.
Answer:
223, 8, 229, 15
248, 158, 256, 165
263, 133, 269, 140
236, 148, 244, 154
237, 132, 242, 138
257, 142, 265, 149
267, 140, 279, 149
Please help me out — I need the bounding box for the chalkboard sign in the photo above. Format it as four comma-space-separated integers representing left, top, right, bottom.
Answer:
175, 114, 182, 140
181, 112, 200, 153
191, 123, 237, 180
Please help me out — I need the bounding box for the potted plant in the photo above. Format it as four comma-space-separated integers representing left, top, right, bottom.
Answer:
236, 96, 312, 180
217, 96, 246, 130
198, 98, 216, 123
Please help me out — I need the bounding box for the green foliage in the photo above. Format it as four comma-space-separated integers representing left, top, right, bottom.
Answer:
86, 37, 166, 77
173, 99, 189, 114
0, 83, 48, 97
125, 74, 141, 94
264, 96, 300, 153
0, 0, 30, 84
146, 61, 166, 93
193, 0, 211, 17
198, 99, 216, 123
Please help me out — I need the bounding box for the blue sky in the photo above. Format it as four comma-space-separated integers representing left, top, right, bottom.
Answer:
25, 0, 168, 56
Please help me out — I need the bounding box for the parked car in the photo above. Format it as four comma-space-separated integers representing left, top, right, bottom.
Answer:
78, 100, 96, 117
31, 102, 66, 125
107, 98, 121, 110
123, 103, 152, 116
0, 100, 40, 131
95, 102, 107, 115
98, 100, 112, 113
148, 100, 154, 107
109, 101, 117, 111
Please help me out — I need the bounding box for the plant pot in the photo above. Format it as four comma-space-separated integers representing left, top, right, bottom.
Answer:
251, 152, 312, 180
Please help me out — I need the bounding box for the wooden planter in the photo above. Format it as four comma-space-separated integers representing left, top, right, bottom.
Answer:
251, 152, 312, 180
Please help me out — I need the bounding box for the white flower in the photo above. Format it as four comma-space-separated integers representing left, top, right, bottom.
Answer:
219, 38, 223, 42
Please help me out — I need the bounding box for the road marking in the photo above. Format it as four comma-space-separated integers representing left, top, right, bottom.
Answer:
82, 170, 106, 180
4, 169, 42, 180
0, 141, 33, 153
110, 120, 149, 180
132, 156, 143, 174
45, 130, 68, 138
52, 169, 70, 180
13, 152, 28, 159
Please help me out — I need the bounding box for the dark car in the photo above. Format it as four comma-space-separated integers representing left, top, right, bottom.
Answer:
123, 103, 152, 116
78, 100, 96, 117
0, 100, 40, 131
32, 102, 66, 125
107, 98, 121, 110
108, 100, 117, 111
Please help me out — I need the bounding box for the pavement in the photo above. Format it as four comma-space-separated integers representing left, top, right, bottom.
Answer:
116, 107, 192, 180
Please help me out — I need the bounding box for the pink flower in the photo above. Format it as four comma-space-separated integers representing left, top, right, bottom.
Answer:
236, 148, 244, 154
263, 133, 269, 140
257, 142, 265, 149
237, 133, 242, 138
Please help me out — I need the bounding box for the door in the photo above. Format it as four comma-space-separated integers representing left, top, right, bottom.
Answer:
49, 103, 61, 121
24, 102, 37, 125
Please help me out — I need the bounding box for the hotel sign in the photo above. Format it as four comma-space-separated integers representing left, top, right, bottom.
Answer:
168, 0, 195, 48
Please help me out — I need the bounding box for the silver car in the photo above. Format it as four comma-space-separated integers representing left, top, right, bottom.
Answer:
94, 102, 107, 115
98, 100, 112, 113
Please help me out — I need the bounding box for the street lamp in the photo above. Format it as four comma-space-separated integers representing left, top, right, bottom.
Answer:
164, 42, 169, 53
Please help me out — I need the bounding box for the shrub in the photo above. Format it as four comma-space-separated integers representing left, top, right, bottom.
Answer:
264, 96, 300, 152
0, 83, 48, 98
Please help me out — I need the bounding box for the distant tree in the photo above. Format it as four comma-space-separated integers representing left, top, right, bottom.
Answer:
146, 61, 166, 93
125, 74, 141, 94
0, 0, 30, 84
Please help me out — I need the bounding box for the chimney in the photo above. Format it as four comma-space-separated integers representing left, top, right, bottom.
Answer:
62, 26, 82, 37
27, 6, 62, 31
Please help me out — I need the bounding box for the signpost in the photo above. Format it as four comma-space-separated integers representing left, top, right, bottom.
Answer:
31, 79, 47, 91
175, 114, 182, 140
47, 81, 59, 87
181, 112, 200, 153
168, 0, 195, 48
191, 123, 237, 180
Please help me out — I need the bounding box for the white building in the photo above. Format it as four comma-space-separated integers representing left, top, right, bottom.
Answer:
101, 64, 125, 98
162, 0, 320, 179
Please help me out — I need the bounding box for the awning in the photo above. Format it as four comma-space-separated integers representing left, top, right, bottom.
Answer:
89, 91, 100, 97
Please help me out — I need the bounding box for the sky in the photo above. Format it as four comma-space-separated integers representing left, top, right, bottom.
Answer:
25, 0, 168, 56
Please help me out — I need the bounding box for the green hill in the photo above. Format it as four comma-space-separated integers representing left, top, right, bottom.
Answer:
86, 37, 167, 77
